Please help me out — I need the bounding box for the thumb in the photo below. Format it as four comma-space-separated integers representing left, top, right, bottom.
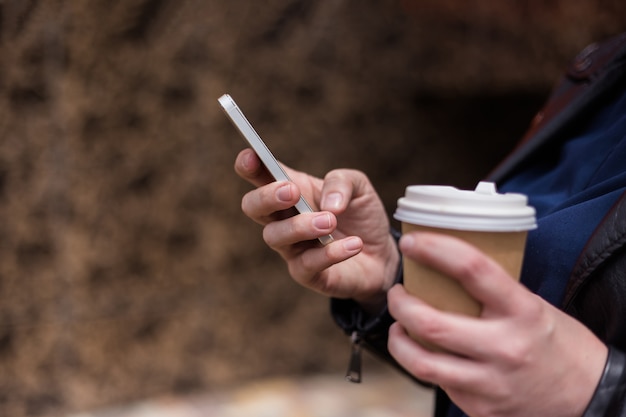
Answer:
320, 169, 371, 214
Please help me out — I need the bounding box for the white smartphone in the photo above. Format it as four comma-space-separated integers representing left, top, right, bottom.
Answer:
219, 93, 333, 245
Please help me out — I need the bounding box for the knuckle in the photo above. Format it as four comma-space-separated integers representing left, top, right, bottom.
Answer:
525, 294, 548, 321
240, 193, 255, 217
406, 355, 438, 382
492, 328, 538, 369
324, 168, 344, 179
418, 316, 446, 342
298, 250, 319, 273
241, 187, 274, 219
457, 253, 491, 278
326, 168, 352, 178
316, 275, 339, 295
325, 168, 368, 184
408, 312, 451, 349
261, 224, 278, 247
288, 217, 314, 239
499, 339, 533, 368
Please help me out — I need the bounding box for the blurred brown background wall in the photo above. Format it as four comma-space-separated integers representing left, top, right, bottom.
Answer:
0, 0, 625, 415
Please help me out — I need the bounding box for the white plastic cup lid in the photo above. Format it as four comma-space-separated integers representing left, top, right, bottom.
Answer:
393, 182, 537, 232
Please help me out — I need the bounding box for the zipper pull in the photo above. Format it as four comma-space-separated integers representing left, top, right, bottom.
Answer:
345, 331, 362, 383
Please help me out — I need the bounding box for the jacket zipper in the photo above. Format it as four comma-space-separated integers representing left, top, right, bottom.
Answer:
345, 330, 362, 383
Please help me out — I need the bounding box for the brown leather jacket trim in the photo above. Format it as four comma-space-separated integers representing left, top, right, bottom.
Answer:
564, 192, 626, 314
488, 33, 626, 185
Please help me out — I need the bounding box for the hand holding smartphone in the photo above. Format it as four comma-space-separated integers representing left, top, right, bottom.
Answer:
219, 94, 334, 245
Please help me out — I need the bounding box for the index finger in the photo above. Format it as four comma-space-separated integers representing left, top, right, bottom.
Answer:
234, 148, 275, 187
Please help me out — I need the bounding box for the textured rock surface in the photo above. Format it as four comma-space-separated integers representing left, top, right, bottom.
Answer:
1, 1, 625, 415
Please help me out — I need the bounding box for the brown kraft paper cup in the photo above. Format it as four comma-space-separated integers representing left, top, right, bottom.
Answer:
394, 182, 536, 351
401, 223, 528, 318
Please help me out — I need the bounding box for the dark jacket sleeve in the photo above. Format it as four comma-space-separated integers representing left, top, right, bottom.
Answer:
582, 347, 626, 417
330, 295, 404, 375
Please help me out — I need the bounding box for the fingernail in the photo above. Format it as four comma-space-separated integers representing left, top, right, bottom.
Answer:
312, 213, 332, 230
276, 184, 293, 202
342, 237, 361, 252
323, 192, 343, 210
399, 234, 416, 251
242, 151, 254, 170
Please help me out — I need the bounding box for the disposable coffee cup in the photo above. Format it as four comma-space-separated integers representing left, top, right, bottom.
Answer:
393, 182, 536, 350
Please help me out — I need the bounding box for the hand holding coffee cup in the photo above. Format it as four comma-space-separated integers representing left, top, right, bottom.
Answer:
393, 182, 536, 350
